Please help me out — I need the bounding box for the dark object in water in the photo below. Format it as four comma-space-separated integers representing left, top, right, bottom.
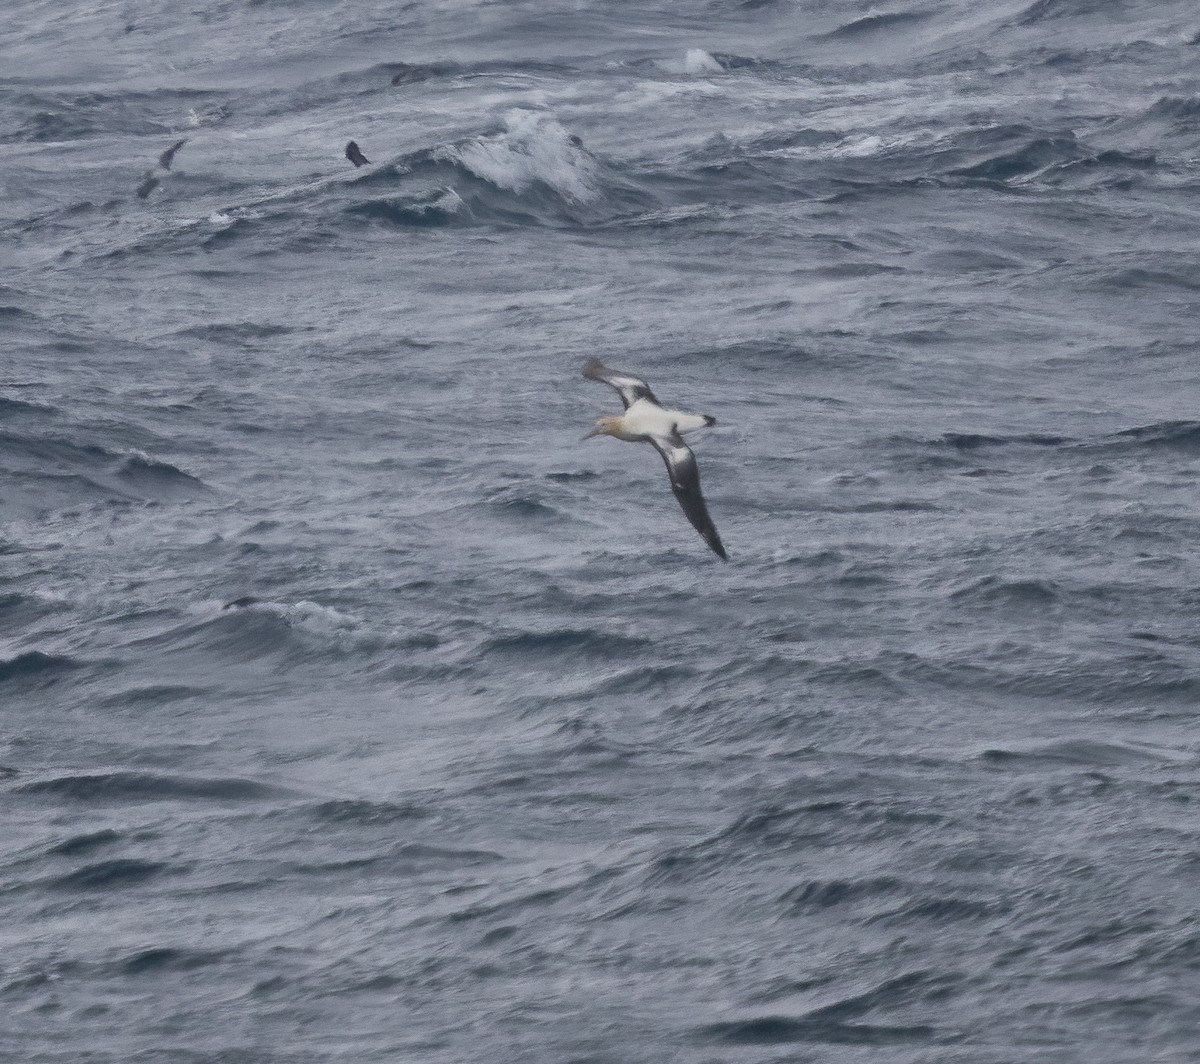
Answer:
345, 140, 371, 168
158, 138, 187, 170
390, 63, 429, 86
135, 172, 160, 199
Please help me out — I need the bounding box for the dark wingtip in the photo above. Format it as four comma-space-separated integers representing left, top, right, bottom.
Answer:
158, 138, 186, 170
582, 358, 606, 380
710, 539, 728, 561
704, 415, 717, 427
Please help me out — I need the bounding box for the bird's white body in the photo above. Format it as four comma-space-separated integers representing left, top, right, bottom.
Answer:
611, 399, 711, 442
581, 358, 727, 559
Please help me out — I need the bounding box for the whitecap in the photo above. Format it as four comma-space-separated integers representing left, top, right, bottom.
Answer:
683, 48, 725, 75
436, 186, 468, 214
440, 111, 599, 204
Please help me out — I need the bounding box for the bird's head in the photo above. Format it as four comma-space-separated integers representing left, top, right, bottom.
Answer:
582, 415, 622, 441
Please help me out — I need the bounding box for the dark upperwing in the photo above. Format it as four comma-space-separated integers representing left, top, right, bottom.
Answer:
582, 358, 660, 410
158, 138, 187, 170
650, 430, 727, 560
135, 171, 160, 199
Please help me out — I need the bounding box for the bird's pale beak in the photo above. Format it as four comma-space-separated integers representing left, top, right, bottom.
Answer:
581, 425, 604, 441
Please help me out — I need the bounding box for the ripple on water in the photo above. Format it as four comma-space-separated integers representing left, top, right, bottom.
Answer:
47, 858, 171, 891
17, 771, 293, 803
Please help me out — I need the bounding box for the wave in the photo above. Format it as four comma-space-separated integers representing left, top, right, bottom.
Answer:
1016, 0, 1128, 24
948, 132, 1082, 182
645, 804, 812, 886
125, 607, 312, 663
182, 112, 656, 242
47, 829, 125, 857
18, 771, 291, 803
881, 430, 1070, 472
342, 112, 657, 230
780, 875, 903, 912
0, 650, 84, 687
949, 575, 1061, 607
935, 432, 1070, 449
288, 842, 504, 879
888, 648, 1200, 705
1101, 95, 1200, 153
681, 48, 725, 75
543, 470, 600, 483
671, 128, 846, 203
47, 858, 170, 891
701, 1014, 934, 1046
113, 452, 209, 497
575, 662, 698, 698
702, 969, 955, 1047
98, 684, 209, 707
742, 116, 1157, 200
174, 322, 311, 343
480, 628, 649, 659
0, 394, 56, 417
979, 739, 1170, 769
125, 599, 380, 667
303, 798, 430, 826
1035, 149, 1157, 190
843, 499, 940, 514
1106, 420, 1200, 452
308, 57, 575, 92
1142, 95, 1200, 126
448, 111, 600, 202
0, 430, 110, 468
0, 591, 70, 635
119, 947, 228, 975
0, 427, 209, 510
874, 896, 997, 923
820, 11, 932, 39
1093, 266, 1200, 292
480, 485, 570, 521
851, 122, 1161, 192
0, 87, 216, 143
343, 185, 471, 228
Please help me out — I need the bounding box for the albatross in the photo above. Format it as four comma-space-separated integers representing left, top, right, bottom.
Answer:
582, 358, 727, 560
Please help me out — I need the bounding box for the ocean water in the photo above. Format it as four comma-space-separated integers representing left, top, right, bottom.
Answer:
4, 0, 1200, 1059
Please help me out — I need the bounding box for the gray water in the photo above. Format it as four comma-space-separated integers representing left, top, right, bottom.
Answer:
4, 1, 1200, 1060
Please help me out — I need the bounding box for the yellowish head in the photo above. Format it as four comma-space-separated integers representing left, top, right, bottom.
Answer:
582, 415, 623, 441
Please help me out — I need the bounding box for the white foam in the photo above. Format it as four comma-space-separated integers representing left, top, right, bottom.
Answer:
436, 186, 468, 214
258, 600, 362, 635
441, 111, 599, 203
683, 48, 725, 75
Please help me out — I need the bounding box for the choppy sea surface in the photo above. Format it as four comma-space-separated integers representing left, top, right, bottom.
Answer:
4, 1, 1200, 1059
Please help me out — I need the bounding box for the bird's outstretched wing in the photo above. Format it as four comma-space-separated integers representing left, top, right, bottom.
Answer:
649, 429, 727, 560
345, 141, 371, 168
159, 139, 187, 170
582, 358, 660, 410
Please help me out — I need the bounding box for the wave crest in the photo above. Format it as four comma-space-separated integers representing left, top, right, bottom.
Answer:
440, 111, 601, 205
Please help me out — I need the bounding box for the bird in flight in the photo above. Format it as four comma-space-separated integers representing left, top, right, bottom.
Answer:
136, 138, 187, 199
158, 138, 187, 170
344, 140, 371, 168
582, 359, 727, 560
